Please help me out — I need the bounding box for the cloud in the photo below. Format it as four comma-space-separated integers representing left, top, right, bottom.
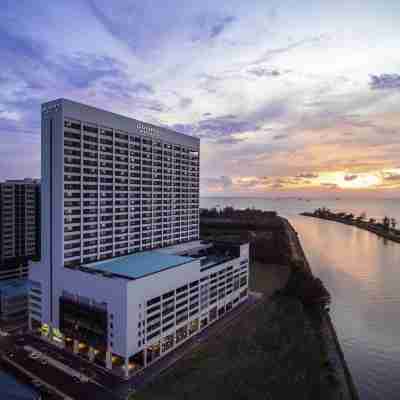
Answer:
131, 82, 154, 95
197, 114, 258, 136
179, 97, 193, 108
202, 175, 233, 191
273, 133, 289, 140
383, 172, 400, 181
370, 74, 400, 90
251, 34, 329, 65
344, 174, 358, 181
173, 114, 257, 140
87, 1, 172, 55
55, 53, 127, 89
210, 16, 236, 39
172, 99, 289, 142
297, 172, 319, 179
248, 68, 282, 78
320, 183, 339, 189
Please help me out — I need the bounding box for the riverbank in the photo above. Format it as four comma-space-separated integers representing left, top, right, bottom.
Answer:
131, 212, 358, 400
301, 212, 400, 244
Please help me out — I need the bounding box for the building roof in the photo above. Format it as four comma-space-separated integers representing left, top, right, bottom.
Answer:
45, 98, 200, 148
0, 279, 29, 298
85, 250, 195, 279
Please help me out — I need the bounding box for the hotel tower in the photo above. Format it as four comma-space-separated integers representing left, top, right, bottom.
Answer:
29, 99, 249, 377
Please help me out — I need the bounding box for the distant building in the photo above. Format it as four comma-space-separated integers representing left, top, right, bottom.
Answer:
0, 279, 29, 333
29, 99, 249, 378
0, 178, 40, 280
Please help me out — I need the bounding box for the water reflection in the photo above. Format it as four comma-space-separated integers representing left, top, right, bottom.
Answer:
289, 216, 400, 400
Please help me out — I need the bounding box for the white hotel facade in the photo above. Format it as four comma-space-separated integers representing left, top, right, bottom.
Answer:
29, 99, 249, 377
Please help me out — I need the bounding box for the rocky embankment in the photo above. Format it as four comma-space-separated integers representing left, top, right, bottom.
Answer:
201, 212, 359, 400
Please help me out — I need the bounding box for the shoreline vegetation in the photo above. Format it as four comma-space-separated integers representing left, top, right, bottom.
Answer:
301, 208, 400, 244
132, 207, 358, 400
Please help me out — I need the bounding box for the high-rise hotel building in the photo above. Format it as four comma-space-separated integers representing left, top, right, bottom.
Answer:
29, 99, 249, 377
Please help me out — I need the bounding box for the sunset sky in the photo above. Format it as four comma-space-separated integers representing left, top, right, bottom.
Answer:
1, 0, 400, 197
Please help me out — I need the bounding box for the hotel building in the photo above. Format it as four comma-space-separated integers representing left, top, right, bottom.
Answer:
29, 99, 249, 377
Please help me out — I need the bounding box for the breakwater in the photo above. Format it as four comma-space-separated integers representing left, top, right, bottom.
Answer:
301, 212, 400, 244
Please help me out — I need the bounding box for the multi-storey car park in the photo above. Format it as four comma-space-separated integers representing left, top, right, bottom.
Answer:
29, 99, 249, 378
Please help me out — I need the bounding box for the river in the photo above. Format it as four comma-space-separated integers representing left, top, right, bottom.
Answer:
201, 197, 400, 400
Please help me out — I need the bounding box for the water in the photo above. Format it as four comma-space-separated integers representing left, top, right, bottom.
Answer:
0, 368, 38, 399
201, 197, 400, 400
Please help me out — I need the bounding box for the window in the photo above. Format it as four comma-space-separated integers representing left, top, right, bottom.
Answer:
162, 323, 174, 332
147, 296, 161, 307
163, 290, 175, 299
147, 304, 161, 314
176, 285, 188, 293
147, 330, 160, 341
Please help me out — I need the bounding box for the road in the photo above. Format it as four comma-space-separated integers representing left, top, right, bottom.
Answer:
0, 335, 121, 400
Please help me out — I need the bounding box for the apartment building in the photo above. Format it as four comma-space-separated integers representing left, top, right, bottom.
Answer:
0, 178, 40, 280
29, 99, 249, 378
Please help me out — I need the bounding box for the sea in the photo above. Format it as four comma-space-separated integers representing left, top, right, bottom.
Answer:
201, 197, 400, 400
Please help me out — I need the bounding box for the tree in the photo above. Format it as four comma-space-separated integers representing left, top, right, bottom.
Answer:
281, 269, 331, 311
345, 213, 354, 221
391, 218, 397, 231
356, 212, 367, 222
382, 216, 391, 231
222, 206, 235, 217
